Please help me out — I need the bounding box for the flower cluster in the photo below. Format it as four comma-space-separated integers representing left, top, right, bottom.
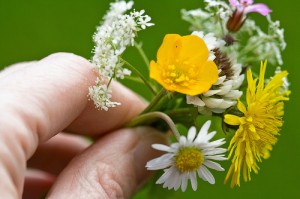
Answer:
89, 0, 153, 110
89, 0, 290, 193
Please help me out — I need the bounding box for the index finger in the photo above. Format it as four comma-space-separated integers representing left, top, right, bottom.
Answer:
0, 52, 146, 158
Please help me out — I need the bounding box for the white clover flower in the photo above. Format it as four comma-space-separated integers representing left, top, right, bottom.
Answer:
189, 62, 244, 115
146, 121, 227, 191
186, 32, 243, 115
89, 0, 153, 110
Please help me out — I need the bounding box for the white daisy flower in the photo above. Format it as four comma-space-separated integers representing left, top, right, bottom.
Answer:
146, 120, 227, 191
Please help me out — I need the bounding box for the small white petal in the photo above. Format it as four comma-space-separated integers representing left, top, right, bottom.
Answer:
232, 74, 245, 89
202, 138, 226, 148
205, 155, 228, 161
203, 98, 224, 108
190, 172, 198, 191
203, 148, 227, 156
198, 165, 215, 184
179, 136, 187, 145
174, 173, 182, 191
224, 90, 243, 99
181, 173, 188, 192
216, 100, 235, 109
167, 169, 180, 190
214, 76, 226, 85
197, 168, 207, 182
146, 153, 174, 170
223, 79, 233, 86
203, 160, 225, 171
187, 126, 197, 142
195, 120, 211, 143
152, 144, 173, 152
203, 89, 221, 97
186, 95, 205, 106
204, 131, 217, 142
217, 85, 232, 95
157, 166, 176, 184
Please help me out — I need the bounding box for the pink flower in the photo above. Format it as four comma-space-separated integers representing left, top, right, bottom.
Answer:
226, 0, 272, 32
229, 0, 272, 16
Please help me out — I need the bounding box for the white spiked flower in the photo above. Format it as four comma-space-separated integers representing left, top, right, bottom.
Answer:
146, 121, 227, 191
92, 1, 153, 78
89, 0, 153, 110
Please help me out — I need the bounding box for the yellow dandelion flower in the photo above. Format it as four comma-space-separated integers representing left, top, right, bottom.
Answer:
150, 34, 218, 96
224, 61, 290, 187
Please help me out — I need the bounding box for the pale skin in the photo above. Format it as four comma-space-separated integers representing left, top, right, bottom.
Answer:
0, 53, 166, 199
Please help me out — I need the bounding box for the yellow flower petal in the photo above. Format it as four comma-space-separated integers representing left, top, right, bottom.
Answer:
237, 100, 247, 114
175, 35, 209, 65
157, 34, 181, 65
224, 114, 241, 125
150, 34, 218, 95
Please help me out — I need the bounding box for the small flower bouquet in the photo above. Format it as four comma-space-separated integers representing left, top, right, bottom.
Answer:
88, 0, 290, 196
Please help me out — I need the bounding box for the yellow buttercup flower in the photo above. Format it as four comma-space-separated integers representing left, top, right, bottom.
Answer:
224, 61, 290, 187
150, 34, 218, 96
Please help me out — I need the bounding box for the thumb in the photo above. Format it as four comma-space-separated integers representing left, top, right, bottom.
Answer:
46, 127, 167, 199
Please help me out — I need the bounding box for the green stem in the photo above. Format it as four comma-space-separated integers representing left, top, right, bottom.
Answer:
107, 76, 114, 88
218, 16, 225, 36
119, 57, 156, 96
124, 75, 143, 83
165, 107, 197, 116
142, 88, 167, 114
126, 111, 180, 141
134, 41, 150, 69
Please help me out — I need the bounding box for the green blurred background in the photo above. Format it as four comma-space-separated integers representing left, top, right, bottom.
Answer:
0, 0, 299, 198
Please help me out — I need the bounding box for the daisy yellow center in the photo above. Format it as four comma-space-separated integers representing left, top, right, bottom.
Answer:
175, 147, 204, 172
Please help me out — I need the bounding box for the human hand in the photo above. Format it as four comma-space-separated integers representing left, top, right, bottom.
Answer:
0, 53, 166, 199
